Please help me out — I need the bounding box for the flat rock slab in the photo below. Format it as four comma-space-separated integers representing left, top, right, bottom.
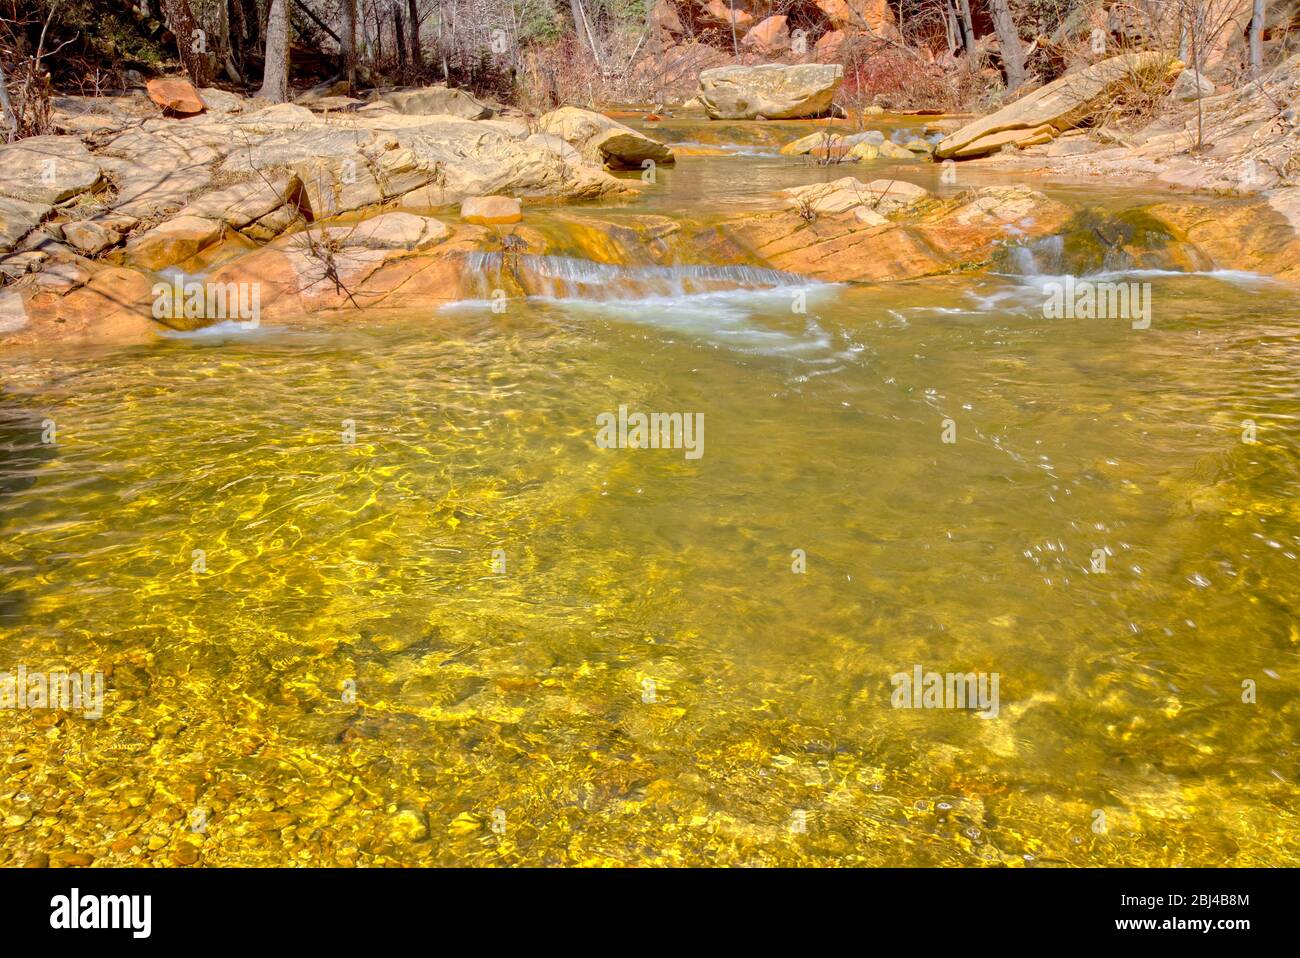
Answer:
290, 212, 451, 252
181, 175, 301, 229
0, 195, 54, 254
0, 136, 104, 205
937, 51, 1173, 159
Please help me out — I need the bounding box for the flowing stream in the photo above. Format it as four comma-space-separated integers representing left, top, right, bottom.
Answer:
1, 122, 1298, 866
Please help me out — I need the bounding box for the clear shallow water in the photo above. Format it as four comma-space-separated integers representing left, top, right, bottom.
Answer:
1, 152, 1299, 866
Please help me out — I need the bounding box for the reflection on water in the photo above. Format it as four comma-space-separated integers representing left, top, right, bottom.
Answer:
1, 158, 1299, 867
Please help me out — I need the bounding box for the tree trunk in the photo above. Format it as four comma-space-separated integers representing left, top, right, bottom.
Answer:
257, 0, 290, 101
988, 0, 1025, 91
439, 0, 450, 80
161, 0, 213, 86
1190, 12, 1203, 149
943, 0, 959, 56
340, 0, 357, 91
956, 0, 976, 54
0, 59, 17, 141
569, 0, 602, 68
394, 3, 407, 74
1249, 0, 1265, 77
241, 0, 260, 44
406, 0, 423, 70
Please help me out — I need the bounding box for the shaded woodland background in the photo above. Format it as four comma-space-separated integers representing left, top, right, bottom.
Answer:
1, 0, 1297, 138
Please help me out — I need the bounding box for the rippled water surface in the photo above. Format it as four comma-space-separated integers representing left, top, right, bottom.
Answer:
2, 148, 1299, 867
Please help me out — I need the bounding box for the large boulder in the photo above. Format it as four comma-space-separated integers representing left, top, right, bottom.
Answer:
538, 107, 674, 169
696, 64, 843, 120
701, 0, 753, 30
197, 87, 245, 115
813, 0, 898, 34
936, 51, 1174, 159
379, 86, 494, 120
3, 262, 158, 346
741, 16, 791, 54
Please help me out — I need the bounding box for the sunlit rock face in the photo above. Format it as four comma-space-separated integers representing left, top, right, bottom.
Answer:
696, 64, 844, 120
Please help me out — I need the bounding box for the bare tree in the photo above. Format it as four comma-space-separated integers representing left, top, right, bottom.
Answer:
161, 0, 213, 85
257, 0, 290, 101
1249, 0, 1265, 77
0, 60, 16, 142
942, 0, 961, 56
407, 0, 423, 70
988, 0, 1025, 91
394, 1, 408, 74
341, 0, 358, 90
956, 0, 976, 53
569, 0, 603, 69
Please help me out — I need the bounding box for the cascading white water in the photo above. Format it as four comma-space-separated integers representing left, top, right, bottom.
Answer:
1006, 234, 1065, 278
456, 252, 845, 361
464, 252, 807, 302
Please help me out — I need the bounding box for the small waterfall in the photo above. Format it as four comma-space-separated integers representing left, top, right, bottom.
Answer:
455, 252, 846, 362
464, 252, 807, 303
1006, 234, 1064, 277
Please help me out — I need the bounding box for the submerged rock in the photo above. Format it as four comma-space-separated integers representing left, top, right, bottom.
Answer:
779, 131, 844, 156
460, 196, 522, 225
730, 183, 1071, 282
